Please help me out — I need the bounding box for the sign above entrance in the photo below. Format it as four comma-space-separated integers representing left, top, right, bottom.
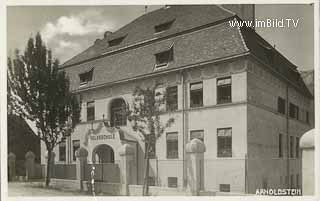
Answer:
90, 133, 115, 141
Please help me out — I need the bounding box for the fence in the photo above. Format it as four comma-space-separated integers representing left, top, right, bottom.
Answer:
84, 162, 120, 183
52, 164, 77, 180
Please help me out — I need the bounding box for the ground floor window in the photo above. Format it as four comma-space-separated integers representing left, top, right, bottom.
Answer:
167, 132, 178, 159
148, 176, 156, 186
168, 177, 178, 188
217, 128, 232, 157
72, 140, 80, 161
59, 140, 66, 162
219, 184, 230, 192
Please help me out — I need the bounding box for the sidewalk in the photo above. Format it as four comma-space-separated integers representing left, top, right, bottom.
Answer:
8, 182, 89, 196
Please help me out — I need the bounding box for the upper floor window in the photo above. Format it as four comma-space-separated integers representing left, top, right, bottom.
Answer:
290, 136, 294, 158
296, 137, 300, 158
190, 82, 203, 108
190, 130, 204, 142
217, 77, 232, 104
108, 36, 126, 47
87, 101, 95, 121
217, 128, 232, 157
166, 86, 178, 111
277, 97, 286, 114
306, 111, 310, 124
289, 103, 299, 120
154, 20, 174, 33
110, 99, 127, 127
79, 68, 93, 86
155, 47, 173, 68
59, 140, 66, 162
167, 132, 178, 159
278, 133, 283, 158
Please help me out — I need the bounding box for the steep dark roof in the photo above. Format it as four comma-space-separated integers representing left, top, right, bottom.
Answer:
61, 5, 312, 98
62, 5, 235, 67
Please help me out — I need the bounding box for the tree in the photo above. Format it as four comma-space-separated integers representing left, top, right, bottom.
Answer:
7, 33, 80, 186
128, 83, 174, 196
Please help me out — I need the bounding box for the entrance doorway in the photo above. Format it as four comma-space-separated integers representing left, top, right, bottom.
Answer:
92, 144, 115, 163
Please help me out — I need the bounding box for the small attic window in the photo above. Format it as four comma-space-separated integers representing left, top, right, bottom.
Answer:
79, 68, 93, 86
155, 46, 174, 68
108, 36, 125, 47
154, 20, 175, 33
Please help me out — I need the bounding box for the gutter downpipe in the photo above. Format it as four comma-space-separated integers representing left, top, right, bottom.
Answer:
181, 70, 186, 188
286, 84, 290, 188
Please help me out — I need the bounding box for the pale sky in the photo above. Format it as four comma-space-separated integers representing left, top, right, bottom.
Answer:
7, 4, 314, 71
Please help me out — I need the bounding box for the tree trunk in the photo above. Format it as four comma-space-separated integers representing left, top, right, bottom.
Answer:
143, 143, 150, 196
45, 149, 52, 187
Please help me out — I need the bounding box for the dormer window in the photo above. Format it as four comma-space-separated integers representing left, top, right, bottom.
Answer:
108, 36, 126, 47
154, 20, 175, 33
155, 47, 174, 68
79, 68, 93, 86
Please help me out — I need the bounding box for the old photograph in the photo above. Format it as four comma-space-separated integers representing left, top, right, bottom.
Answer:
3, 2, 318, 198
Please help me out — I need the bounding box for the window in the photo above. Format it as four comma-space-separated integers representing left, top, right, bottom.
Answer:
278, 97, 286, 114
290, 136, 294, 158
296, 137, 300, 158
168, 177, 178, 188
148, 176, 155, 186
296, 174, 300, 189
219, 184, 230, 192
279, 134, 283, 158
167, 132, 178, 159
262, 179, 268, 189
217, 77, 232, 104
110, 99, 127, 127
108, 36, 125, 47
87, 101, 95, 121
79, 68, 93, 85
145, 134, 156, 159
190, 130, 204, 142
155, 47, 173, 68
290, 174, 294, 189
154, 20, 174, 33
190, 82, 203, 108
289, 103, 299, 120
72, 140, 80, 161
166, 86, 178, 111
306, 111, 309, 124
217, 128, 232, 157
59, 140, 66, 162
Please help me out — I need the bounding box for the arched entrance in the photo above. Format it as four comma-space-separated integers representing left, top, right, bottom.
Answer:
92, 144, 115, 163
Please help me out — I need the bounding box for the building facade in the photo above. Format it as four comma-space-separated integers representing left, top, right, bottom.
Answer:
40, 5, 314, 194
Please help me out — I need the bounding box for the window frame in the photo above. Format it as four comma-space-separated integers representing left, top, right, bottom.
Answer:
277, 97, 286, 115
219, 184, 230, 192
72, 140, 80, 161
59, 140, 66, 162
110, 99, 127, 127
190, 130, 204, 142
279, 133, 283, 158
154, 20, 175, 33
79, 68, 93, 86
155, 47, 174, 68
166, 86, 178, 111
166, 132, 178, 159
190, 81, 203, 108
290, 136, 294, 158
217, 76, 232, 104
87, 101, 95, 121
217, 127, 232, 158
296, 137, 300, 158
168, 177, 178, 188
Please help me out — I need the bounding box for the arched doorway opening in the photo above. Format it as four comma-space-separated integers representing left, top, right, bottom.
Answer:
92, 144, 115, 163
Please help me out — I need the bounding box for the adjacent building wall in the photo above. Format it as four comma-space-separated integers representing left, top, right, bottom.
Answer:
246, 58, 313, 193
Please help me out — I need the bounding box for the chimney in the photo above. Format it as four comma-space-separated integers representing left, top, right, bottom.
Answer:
104, 31, 113, 39
222, 4, 255, 22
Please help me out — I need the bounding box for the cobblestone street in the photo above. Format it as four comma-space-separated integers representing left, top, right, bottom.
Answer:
8, 182, 88, 196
